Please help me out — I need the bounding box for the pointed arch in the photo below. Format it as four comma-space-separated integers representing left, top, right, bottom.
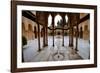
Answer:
34, 26, 37, 38
65, 14, 68, 24
48, 14, 52, 27
54, 14, 62, 26
28, 24, 33, 31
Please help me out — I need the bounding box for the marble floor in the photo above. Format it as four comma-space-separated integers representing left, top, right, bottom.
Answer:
23, 36, 90, 62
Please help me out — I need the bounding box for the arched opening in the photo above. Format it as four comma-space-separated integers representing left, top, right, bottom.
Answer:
84, 25, 88, 31
48, 14, 53, 46
22, 22, 26, 38
64, 14, 68, 36
41, 27, 44, 37
83, 25, 89, 40
27, 24, 33, 40
55, 14, 63, 35
28, 24, 33, 31
55, 14, 62, 27
22, 22, 25, 31
79, 26, 83, 38
65, 15, 68, 23
34, 26, 37, 38
48, 14, 52, 27
54, 14, 63, 46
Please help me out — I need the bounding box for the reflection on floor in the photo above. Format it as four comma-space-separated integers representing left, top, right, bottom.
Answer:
23, 36, 90, 62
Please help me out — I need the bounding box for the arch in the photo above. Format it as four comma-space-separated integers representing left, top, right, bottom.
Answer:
84, 25, 88, 31
22, 22, 27, 39
28, 24, 33, 31
48, 14, 52, 27
79, 26, 83, 38
34, 26, 37, 38
22, 22, 25, 31
41, 27, 44, 37
65, 14, 68, 23
54, 14, 62, 26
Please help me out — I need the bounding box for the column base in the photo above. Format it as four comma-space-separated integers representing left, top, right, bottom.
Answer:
43, 44, 48, 47
53, 44, 54, 47
69, 44, 73, 47
75, 48, 78, 51
38, 49, 41, 52
45, 44, 48, 46
43, 45, 46, 47
62, 44, 64, 46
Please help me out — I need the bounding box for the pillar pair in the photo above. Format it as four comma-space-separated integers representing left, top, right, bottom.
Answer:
68, 14, 80, 51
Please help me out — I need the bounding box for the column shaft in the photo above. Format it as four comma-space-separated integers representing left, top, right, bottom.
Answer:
69, 14, 73, 47
75, 14, 80, 51
52, 14, 54, 46
38, 22, 41, 51
43, 26, 45, 47
62, 15, 65, 46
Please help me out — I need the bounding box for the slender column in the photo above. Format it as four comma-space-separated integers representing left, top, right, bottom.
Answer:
75, 25, 78, 51
70, 27, 73, 47
69, 14, 73, 47
75, 14, 80, 51
37, 22, 41, 51
62, 28, 64, 46
45, 14, 48, 46
45, 23, 48, 46
43, 26, 45, 47
52, 14, 55, 47
69, 14, 71, 46
36, 12, 41, 51
43, 13, 48, 47
61, 14, 65, 46
69, 28, 71, 46
22, 50, 24, 62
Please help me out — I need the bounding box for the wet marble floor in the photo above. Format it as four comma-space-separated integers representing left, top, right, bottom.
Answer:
23, 36, 90, 62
